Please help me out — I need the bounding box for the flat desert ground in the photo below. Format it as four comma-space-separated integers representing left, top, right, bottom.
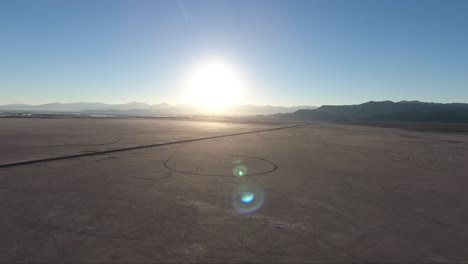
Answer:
1, 118, 468, 263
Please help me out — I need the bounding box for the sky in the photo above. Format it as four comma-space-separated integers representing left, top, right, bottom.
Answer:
1, 0, 468, 106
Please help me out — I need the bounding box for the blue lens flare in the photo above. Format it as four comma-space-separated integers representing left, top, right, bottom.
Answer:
231, 184, 264, 214
241, 192, 255, 203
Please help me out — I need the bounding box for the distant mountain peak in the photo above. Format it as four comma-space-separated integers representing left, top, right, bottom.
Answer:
0, 101, 316, 116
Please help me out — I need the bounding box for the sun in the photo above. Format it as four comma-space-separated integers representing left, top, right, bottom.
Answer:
185, 59, 244, 110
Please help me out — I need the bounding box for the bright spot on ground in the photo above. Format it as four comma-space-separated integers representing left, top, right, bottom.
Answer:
185, 59, 244, 110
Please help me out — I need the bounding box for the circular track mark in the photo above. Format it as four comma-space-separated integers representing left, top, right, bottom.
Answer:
164, 154, 278, 177
126, 172, 172, 181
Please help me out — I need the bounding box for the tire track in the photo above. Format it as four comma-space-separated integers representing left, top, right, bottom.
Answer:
163, 154, 278, 177
50, 230, 67, 263
0, 124, 308, 169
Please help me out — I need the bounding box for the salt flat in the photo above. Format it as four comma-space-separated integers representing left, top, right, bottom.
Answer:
0, 118, 282, 164
1, 118, 468, 263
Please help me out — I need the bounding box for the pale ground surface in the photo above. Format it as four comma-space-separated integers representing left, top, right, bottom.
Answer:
1, 118, 468, 263
0, 118, 282, 164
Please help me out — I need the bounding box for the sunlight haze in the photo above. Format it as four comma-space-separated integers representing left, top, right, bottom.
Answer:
1, 0, 468, 106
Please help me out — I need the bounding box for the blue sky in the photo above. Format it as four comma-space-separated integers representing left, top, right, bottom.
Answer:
1, 0, 467, 106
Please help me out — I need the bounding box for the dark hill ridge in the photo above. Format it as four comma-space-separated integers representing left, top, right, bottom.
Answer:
274, 101, 468, 123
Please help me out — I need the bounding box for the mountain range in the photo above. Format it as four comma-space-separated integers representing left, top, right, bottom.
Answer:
271, 101, 468, 123
2, 100, 468, 123
0, 102, 317, 116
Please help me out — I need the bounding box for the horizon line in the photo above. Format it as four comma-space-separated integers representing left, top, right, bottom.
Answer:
1, 99, 468, 108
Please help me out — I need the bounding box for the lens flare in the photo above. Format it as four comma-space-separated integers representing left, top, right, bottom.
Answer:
231, 184, 264, 214
241, 192, 255, 203
233, 165, 247, 177
232, 159, 242, 165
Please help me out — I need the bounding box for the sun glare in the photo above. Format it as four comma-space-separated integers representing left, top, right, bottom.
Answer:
186, 59, 244, 110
